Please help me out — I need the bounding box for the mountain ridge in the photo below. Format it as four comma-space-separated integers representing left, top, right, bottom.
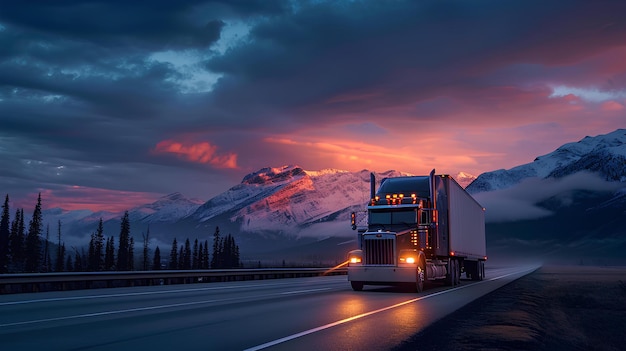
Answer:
25, 128, 626, 264
466, 129, 626, 193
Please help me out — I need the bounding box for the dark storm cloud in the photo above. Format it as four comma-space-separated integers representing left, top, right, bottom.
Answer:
205, 0, 626, 124
0, 1, 222, 50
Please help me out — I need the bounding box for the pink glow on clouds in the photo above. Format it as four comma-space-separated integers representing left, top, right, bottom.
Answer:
601, 101, 624, 111
12, 186, 161, 212
154, 140, 238, 169
263, 135, 494, 177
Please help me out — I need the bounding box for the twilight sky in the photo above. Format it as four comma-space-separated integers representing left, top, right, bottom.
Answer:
1, 0, 625, 212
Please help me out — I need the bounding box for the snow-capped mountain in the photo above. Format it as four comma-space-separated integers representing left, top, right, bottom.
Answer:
466, 129, 626, 194
128, 192, 203, 223
190, 165, 408, 233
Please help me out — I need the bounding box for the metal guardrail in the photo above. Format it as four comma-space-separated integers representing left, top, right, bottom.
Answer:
0, 267, 348, 294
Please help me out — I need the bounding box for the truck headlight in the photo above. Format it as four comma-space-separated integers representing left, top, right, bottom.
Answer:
399, 250, 418, 265
347, 250, 363, 266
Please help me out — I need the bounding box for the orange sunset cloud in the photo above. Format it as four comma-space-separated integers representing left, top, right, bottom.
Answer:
154, 140, 238, 169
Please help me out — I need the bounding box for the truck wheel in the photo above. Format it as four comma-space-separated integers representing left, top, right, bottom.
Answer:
469, 261, 481, 281
453, 260, 460, 286
351, 281, 364, 291
416, 260, 426, 292
445, 259, 455, 286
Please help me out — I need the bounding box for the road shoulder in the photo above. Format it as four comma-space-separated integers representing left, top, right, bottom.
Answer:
392, 265, 626, 351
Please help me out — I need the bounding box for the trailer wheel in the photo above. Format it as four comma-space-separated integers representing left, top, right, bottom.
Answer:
469, 261, 483, 281
350, 281, 364, 291
416, 259, 426, 293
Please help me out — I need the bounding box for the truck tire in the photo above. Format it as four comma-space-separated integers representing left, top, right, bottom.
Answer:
469, 261, 483, 281
416, 259, 426, 292
351, 281, 364, 291
445, 259, 455, 286
478, 261, 485, 281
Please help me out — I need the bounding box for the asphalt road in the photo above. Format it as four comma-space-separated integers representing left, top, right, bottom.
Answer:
0, 265, 538, 350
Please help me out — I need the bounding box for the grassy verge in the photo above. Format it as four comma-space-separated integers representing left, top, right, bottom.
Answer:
393, 265, 626, 351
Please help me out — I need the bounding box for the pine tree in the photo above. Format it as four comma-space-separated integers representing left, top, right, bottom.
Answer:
88, 233, 96, 271
105, 236, 115, 270
94, 218, 104, 271
183, 238, 191, 269
0, 194, 10, 273
142, 227, 150, 271
169, 238, 178, 269
192, 238, 199, 269
220, 236, 228, 269
43, 224, 51, 272
211, 226, 220, 269
57, 243, 66, 272
128, 237, 135, 271
9, 208, 24, 272
24, 193, 43, 272
55, 220, 64, 272
178, 247, 184, 269
74, 249, 83, 272
197, 242, 203, 269
116, 211, 130, 271
152, 246, 161, 270
203, 240, 209, 269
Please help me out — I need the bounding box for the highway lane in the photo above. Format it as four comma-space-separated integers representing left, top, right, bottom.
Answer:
0, 265, 538, 350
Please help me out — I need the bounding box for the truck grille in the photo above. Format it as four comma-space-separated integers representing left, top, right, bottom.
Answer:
364, 238, 395, 265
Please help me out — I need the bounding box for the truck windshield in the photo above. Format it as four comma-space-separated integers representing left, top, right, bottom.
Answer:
369, 210, 416, 226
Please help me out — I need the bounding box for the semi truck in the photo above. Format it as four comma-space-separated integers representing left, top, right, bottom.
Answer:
347, 170, 486, 292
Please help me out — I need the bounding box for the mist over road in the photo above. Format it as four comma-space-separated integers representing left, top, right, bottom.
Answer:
0, 265, 537, 350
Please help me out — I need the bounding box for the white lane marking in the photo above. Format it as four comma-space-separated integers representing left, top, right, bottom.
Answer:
279, 288, 331, 295
0, 277, 346, 307
0, 299, 218, 327
244, 266, 539, 351
0, 286, 338, 328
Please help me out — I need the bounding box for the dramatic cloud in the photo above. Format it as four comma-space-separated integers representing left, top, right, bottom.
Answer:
154, 140, 238, 169
1, 0, 625, 211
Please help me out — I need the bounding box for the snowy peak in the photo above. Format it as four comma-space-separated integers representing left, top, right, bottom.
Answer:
455, 172, 477, 188
129, 192, 202, 223
467, 129, 626, 193
190, 166, 409, 230
241, 165, 307, 185
234, 169, 405, 233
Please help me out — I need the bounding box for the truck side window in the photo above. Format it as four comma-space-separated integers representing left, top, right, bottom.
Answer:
419, 210, 429, 225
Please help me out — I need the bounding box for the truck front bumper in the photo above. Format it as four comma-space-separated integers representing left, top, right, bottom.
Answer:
348, 266, 416, 284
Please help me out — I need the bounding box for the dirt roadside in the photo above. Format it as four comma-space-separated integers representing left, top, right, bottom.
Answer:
392, 265, 626, 351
